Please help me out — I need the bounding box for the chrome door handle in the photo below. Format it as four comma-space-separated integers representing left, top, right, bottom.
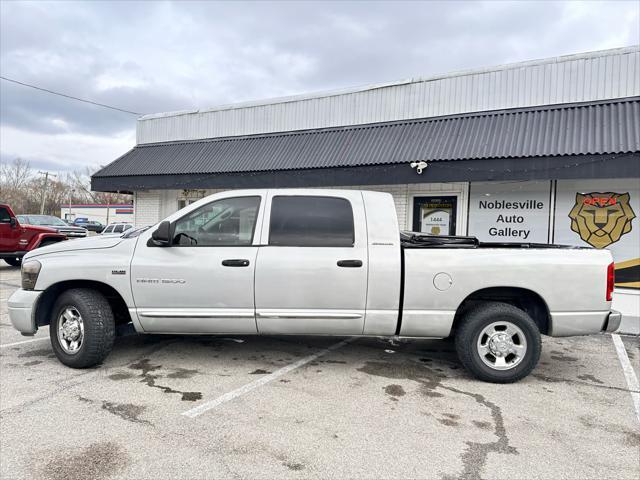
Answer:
221, 259, 250, 267
337, 260, 363, 268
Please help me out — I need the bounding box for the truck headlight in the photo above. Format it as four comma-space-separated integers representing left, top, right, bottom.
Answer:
21, 260, 42, 290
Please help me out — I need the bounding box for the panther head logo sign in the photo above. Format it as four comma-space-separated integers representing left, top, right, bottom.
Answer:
568, 192, 635, 249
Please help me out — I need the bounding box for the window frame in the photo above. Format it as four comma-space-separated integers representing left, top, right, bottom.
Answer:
267, 195, 356, 248
0, 207, 11, 223
170, 195, 262, 248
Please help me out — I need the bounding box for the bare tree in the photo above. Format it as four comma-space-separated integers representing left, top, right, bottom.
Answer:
0, 158, 35, 212
0, 158, 32, 191
0, 157, 132, 216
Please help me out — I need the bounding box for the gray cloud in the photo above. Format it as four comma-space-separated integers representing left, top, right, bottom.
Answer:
1, 0, 638, 172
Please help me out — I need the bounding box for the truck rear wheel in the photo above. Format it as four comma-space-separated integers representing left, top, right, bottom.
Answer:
455, 302, 541, 383
4, 257, 21, 267
50, 288, 115, 368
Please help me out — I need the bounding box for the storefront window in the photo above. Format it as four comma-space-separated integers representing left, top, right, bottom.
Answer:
412, 196, 457, 235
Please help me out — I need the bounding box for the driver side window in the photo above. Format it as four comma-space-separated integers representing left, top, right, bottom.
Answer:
172, 196, 261, 246
0, 207, 11, 223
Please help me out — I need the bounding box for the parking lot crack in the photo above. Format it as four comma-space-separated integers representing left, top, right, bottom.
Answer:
128, 358, 202, 402
102, 401, 153, 426
76, 395, 153, 426
533, 373, 640, 393
440, 385, 517, 480
356, 359, 516, 480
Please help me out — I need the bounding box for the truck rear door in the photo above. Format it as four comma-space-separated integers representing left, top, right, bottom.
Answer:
254, 191, 368, 334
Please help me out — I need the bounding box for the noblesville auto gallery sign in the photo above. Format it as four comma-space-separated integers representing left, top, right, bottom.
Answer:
468, 181, 551, 243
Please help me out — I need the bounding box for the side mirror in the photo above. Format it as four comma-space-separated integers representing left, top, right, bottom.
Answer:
9, 217, 17, 228
150, 221, 172, 247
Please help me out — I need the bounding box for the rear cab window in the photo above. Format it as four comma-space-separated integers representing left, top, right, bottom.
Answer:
268, 196, 355, 247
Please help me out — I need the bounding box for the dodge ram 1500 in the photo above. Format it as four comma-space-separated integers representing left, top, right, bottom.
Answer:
8, 189, 621, 382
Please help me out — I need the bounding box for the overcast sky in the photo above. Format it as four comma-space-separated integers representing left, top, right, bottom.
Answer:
1, 0, 638, 174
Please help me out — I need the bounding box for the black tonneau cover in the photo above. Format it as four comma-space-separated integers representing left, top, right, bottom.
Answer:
400, 231, 589, 249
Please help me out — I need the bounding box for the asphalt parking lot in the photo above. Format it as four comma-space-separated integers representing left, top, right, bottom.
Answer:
0, 263, 638, 480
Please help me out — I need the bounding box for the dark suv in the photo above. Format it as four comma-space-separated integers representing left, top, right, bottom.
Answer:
73, 218, 104, 233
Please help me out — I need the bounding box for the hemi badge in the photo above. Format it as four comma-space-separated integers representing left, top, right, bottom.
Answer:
112, 270, 126, 275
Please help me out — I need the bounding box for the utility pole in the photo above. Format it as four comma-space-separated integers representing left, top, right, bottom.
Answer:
68, 188, 75, 221
38, 171, 57, 214
106, 194, 111, 225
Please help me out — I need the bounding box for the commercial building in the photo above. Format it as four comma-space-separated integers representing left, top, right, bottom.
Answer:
92, 46, 640, 333
60, 203, 133, 224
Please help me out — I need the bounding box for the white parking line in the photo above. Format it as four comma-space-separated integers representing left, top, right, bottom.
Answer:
612, 334, 640, 424
182, 337, 353, 418
0, 337, 49, 348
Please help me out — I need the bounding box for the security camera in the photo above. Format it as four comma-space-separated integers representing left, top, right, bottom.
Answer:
410, 161, 428, 174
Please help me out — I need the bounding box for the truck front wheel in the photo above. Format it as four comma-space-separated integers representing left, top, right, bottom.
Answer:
455, 302, 541, 383
50, 288, 115, 368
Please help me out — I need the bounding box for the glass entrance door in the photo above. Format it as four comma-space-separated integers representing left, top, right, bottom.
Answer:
412, 196, 457, 235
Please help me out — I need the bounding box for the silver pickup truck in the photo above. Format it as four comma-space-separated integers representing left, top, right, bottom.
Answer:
8, 189, 620, 383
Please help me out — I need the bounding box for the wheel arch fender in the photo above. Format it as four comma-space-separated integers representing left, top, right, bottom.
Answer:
451, 286, 551, 335
35, 280, 132, 328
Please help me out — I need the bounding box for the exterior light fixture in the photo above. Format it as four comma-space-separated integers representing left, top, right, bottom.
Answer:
410, 161, 428, 174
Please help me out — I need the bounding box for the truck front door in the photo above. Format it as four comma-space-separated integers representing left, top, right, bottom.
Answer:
254, 192, 368, 334
0, 206, 21, 252
130, 194, 264, 334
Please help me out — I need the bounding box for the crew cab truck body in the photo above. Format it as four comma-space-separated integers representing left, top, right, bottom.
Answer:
8, 189, 621, 382
0, 203, 66, 267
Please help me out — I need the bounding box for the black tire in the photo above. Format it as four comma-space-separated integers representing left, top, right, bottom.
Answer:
50, 288, 115, 368
455, 302, 541, 383
4, 257, 22, 267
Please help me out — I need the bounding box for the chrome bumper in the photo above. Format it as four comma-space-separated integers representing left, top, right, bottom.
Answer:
603, 310, 622, 333
8, 289, 42, 335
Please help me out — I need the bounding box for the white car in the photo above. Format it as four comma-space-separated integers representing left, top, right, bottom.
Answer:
101, 222, 133, 235
8, 189, 620, 383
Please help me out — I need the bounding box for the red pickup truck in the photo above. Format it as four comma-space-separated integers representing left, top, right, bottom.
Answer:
0, 203, 66, 267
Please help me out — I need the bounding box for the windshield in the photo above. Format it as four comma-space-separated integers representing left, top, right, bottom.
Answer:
122, 225, 150, 238
25, 215, 68, 226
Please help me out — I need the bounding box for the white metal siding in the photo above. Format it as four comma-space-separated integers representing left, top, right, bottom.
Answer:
137, 47, 640, 144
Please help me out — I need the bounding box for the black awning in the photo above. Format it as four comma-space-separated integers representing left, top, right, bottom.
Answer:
92, 153, 639, 193
93, 97, 640, 192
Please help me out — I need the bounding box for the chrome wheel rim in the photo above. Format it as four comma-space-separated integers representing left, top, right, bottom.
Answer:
57, 307, 84, 355
477, 321, 527, 371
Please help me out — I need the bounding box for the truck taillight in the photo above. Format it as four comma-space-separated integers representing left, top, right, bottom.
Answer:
606, 262, 615, 302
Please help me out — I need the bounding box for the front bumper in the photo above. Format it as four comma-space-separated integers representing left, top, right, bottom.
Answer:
603, 310, 622, 333
58, 231, 87, 238
8, 289, 42, 335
